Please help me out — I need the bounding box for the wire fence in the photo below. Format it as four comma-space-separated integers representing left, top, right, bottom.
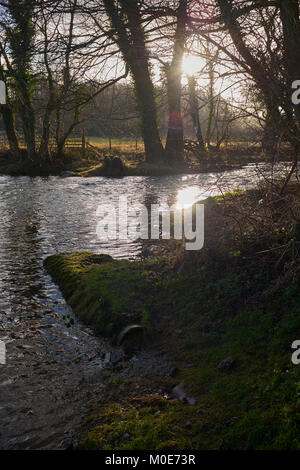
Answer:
0, 132, 89, 151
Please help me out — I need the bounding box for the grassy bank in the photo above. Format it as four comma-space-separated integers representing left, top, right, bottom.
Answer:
44, 185, 300, 450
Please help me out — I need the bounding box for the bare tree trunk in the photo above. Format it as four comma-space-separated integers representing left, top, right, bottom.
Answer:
0, 103, 20, 157
55, 109, 62, 152
57, 107, 81, 154
165, 0, 187, 165
187, 75, 205, 150
206, 55, 215, 149
39, 103, 52, 161
20, 105, 36, 161
0, 61, 20, 157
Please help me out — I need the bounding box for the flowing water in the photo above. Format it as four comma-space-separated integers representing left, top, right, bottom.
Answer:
0, 163, 292, 449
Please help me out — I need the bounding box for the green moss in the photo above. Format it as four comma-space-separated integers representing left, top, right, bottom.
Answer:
78, 397, 194, 450
44, 252, 163, 337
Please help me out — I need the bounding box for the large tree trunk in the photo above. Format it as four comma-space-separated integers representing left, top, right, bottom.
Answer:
104, 0, 164, 164
130, 62, 166, 164
165, 0, 187, 165
0, 104, 20, 157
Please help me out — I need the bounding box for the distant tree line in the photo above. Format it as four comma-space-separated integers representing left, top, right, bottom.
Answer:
0, 0, 298, 168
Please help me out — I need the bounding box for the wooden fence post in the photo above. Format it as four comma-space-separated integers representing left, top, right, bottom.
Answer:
81, 128, 86, 159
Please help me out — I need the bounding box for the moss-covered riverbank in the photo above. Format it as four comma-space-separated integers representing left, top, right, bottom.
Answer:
44, 186, 300, 450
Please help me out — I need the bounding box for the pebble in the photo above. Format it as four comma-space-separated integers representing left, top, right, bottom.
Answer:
218, 357, 234, 370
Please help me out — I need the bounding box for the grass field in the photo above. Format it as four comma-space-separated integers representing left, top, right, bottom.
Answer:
87, 137, 145, 154
0, 134, 265, 155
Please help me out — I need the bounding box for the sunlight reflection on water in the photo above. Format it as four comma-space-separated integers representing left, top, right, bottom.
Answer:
176, 185, 204, 208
